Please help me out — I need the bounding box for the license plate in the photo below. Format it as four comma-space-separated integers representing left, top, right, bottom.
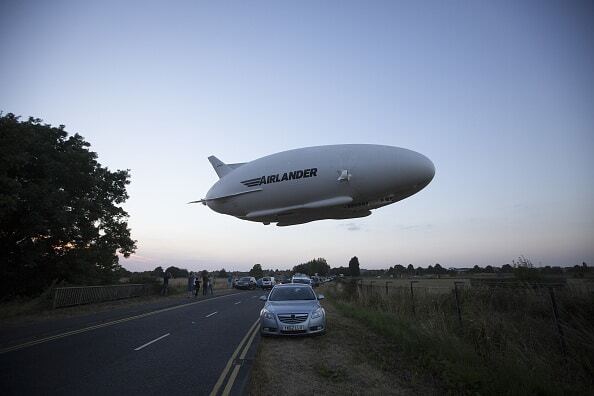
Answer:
282, 324, 305, 331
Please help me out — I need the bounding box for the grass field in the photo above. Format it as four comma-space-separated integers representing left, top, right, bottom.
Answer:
325, 279, 594, 395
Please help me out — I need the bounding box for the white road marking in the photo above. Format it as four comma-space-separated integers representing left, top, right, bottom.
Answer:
134, 333, 170, 351
0, 292, 245, 355
234, 301, 242, 305
205, 311, 218, 318
251, 296, 258, 299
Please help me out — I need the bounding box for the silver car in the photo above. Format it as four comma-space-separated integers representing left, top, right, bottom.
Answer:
259, 284, 326, 336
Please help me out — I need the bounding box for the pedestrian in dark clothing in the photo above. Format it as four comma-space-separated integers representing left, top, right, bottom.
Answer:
194, 278, 201, 297
161, 271, 171, 296
202, 275, 208, 296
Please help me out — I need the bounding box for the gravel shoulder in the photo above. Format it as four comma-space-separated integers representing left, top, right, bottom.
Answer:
248, 297, 437, 395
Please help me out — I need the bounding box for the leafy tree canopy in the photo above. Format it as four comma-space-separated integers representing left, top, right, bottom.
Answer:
293, 258, 330, 276
249, 263, 263, 279
0, 113, 136, 297
153, 266, 164, 276
349, 256, 361, 277
165, 266, 188, 278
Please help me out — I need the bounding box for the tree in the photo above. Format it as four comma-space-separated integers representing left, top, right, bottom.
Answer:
293, 258, 330, 276
165, 266, 188, 278
249, 264, 263, 279
501, 264, 513, 273
394, 265, 406, 277
0, 113, 136, 297
153, 266, 164, 277
329, 266, 349, 276
407, 264, 414, 274
218, 268, 227, 278
349, 256, 360, 277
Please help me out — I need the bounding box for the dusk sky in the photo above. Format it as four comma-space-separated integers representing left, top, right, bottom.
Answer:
1, 1, 593, 272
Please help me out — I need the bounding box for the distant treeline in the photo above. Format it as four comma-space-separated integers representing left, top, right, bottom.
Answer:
120, 257, 591, 283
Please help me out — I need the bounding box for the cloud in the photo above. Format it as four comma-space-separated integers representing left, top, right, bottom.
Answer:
398, 223, 433, 231
339, 222, 362, 231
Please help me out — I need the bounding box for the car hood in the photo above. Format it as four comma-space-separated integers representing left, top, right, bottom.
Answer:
265, 300, 320, 314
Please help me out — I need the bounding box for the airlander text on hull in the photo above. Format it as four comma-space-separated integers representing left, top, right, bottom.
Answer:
189, 144, 435, 227
241, 168, 318, 187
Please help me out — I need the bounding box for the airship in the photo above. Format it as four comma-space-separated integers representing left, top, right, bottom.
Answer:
190, 144, 435, 226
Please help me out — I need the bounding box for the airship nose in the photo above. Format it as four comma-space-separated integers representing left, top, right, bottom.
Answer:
416, 153, 435, 188
393, 149, 435, 193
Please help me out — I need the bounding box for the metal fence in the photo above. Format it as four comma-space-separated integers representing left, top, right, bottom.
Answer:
52, 284, 154, 308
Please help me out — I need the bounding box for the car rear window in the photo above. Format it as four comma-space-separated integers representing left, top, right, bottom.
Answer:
269, 286, 315, 301
292, 278, 310, 284
240, 277, 251, 281
263, 277, 270, 281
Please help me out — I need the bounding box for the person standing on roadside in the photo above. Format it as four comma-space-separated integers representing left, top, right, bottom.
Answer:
208, 276, 214, 295
187, 272, 195, 298
227, 274, 232, 289
202, 272, 208, 296
194, 276, 201, 297
161, 270, 171, 296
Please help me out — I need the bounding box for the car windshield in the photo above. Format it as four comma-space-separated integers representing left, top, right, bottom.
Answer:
239, 277, 251, 281
269, 286, 315, 301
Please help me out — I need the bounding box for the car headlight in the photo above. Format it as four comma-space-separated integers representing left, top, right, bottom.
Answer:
261, 309, 274, 319
311, 307, 323, 319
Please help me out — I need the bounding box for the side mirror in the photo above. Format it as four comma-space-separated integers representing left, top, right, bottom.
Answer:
259, 295, 267, 301
317, 294, 325, 300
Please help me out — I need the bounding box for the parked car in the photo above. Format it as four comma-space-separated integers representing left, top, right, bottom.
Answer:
259, 284, 326, 336
261, 276, 275, 290
291, 276, 311, 285
235, 276, 257, 290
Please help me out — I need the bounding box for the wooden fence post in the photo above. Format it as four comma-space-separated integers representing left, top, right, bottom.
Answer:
548, 287, 567, 358
454, 281, 464, 326
410, 280, 419, 316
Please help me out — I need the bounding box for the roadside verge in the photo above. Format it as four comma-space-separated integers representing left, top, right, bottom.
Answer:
248, 299, 436, 395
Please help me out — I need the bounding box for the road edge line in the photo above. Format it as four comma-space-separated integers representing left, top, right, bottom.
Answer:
209, 317, 259, 396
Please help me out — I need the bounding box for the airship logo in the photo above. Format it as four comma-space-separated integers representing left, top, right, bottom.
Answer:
241, 168, 319, 187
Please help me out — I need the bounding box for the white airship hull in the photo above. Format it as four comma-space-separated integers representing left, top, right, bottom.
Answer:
194, 144, 434, 226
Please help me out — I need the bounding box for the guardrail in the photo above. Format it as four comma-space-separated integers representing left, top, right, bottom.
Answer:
53, 284, 154, 308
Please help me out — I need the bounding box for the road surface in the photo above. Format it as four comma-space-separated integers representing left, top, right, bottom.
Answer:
0, 290, 264, 395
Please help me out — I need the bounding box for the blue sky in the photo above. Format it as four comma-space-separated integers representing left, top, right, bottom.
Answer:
1, 1, 593, 272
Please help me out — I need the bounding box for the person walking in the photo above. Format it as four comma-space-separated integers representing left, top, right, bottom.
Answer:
227, 275, 232, 289
208, 276, 214, 295
187, 272, 195, 298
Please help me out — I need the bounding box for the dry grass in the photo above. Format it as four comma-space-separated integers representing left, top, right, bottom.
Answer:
248, 296, 437, 395
324, 279, 594, 395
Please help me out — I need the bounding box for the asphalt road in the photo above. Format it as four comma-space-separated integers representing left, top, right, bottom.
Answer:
0, 290, 265, 395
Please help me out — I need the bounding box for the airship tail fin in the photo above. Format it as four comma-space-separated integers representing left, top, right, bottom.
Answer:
208, 155, 232, 178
